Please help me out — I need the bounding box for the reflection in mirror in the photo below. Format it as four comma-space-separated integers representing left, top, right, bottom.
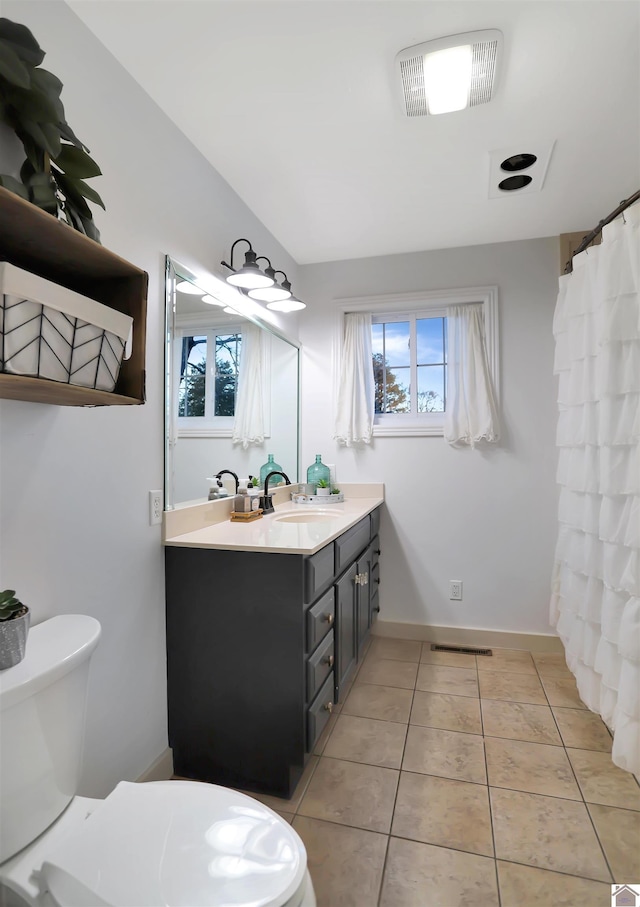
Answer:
165, 256, 300, 509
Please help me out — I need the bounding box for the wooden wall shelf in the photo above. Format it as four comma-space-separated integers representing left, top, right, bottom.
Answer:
0, 187, 148, 406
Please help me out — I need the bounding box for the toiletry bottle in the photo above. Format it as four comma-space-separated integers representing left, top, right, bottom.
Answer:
234, 482, 251, 513
306, 454, 330, 487
260, 454, 283, 486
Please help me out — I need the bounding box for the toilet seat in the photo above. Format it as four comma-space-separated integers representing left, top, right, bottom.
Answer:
3, 781, 312, 907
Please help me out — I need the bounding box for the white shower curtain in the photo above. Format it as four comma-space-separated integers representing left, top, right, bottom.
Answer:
232, 323, 265, 449
551, 201, 640, 775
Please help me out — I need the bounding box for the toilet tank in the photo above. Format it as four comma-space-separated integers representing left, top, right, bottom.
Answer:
0, 614, 101, 863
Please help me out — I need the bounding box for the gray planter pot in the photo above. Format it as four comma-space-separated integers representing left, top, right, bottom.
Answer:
0, 609, 30, 670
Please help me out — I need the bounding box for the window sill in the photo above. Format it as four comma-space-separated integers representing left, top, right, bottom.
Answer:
178, 428, 233, 439
373, 423, 444, 437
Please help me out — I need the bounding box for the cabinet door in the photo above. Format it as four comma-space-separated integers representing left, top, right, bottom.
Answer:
356, 545, 373, 658
335, 562, 357, 698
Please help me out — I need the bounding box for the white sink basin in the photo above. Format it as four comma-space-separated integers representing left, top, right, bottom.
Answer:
274, 511, 341, 523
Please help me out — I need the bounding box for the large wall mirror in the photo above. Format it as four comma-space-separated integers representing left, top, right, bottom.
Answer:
164, 256, 300, 508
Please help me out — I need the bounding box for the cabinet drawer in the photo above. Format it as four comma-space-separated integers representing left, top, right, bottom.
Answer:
307, 672, 335, 752
306, 587, 335, 653
304, 543, 335, 604
335, 517, 371, 574
307, 631, 335, 703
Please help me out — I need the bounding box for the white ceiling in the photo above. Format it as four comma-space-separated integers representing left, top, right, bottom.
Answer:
69, 1, 640, 264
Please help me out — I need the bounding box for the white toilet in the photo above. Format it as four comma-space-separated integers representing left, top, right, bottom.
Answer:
0, 615, 316, 907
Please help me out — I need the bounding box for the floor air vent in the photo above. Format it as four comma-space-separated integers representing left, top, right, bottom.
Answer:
431, 644, 493, 656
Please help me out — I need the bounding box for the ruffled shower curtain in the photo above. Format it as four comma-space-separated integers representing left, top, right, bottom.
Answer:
551, 202, 639, 775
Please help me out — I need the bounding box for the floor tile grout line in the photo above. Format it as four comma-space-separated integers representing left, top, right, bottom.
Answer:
477, 662, 502, 907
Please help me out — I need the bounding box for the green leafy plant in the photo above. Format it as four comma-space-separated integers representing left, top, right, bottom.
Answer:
317, 478, 330, 488
250, 476, 259, 487
331, 487, 341, 494
0, 589, 26, 621
0, 18, 105, 242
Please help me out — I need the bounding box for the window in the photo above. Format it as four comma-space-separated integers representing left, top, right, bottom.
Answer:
175, 325, 243, 435
372, 314, 447, 415
334, 287, 498, 437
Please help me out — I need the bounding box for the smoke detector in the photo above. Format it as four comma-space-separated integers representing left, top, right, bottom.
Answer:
396, 30, 503, 117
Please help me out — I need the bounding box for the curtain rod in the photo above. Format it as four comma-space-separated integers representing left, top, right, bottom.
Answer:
564, 189, 640, 274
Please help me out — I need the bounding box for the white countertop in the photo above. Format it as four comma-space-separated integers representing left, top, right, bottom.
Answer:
163, 484, 384, 555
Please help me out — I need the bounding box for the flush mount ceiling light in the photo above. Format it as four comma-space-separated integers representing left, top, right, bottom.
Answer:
202, 294, 225, 307
396, 29, 502, 116
221, 239, 274, 289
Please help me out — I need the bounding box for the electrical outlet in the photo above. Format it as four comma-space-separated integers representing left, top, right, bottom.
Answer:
149, 490, 163, 526
449, 580, 463, 601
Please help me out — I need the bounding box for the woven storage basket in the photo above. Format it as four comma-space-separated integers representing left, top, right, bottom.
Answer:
0, 262, 133, 392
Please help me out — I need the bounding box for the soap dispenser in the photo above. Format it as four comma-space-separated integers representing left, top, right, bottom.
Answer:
306, 454, 330, 487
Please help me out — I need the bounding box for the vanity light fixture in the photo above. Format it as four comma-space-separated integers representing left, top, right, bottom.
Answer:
221, 239, 274, 290
396, 29, 502, 116
202, 294, 225, 307
248, 268, 292, 303
267, 293, 306, 313
176, 280, 204, 295
221, 239, 307, 313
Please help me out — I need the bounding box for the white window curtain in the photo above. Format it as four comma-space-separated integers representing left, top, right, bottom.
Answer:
232, 323, 265, 449
444, 303, 500, 447
551, 201, 639, 776
334, 313, 375, 446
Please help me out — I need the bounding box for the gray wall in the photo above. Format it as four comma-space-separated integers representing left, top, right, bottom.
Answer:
299, 237, 560, 635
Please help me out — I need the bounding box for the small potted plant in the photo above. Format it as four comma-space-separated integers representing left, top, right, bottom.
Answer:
316, 478, 331, 496
0, 589, 30, 669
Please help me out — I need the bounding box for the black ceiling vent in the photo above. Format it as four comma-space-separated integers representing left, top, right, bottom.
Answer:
431, 643, 493, 656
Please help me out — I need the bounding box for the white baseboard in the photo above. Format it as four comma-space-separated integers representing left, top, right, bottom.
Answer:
372, 620, 564, 653
136, 748, 174, 783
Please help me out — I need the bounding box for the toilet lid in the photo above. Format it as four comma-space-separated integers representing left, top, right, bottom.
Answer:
39, 780, 307, 907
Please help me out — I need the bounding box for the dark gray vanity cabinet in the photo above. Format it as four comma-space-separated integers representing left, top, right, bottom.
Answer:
164, 505, 381, 798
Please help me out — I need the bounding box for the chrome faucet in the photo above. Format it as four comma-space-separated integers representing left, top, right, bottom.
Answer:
215, 470, 239, 493
260, 471, 291, 514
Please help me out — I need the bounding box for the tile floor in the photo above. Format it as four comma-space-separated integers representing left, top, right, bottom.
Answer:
247, 636, 640, 907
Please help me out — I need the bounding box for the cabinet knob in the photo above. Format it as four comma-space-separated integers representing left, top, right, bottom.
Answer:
375, 549, 381, 556
324, 701, 334, 713
374, 577, 380, 584
325, 612, 334, 626
325, 654, 335, 667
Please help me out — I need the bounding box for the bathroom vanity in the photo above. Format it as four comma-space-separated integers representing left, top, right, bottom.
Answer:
164, 488, 382, 798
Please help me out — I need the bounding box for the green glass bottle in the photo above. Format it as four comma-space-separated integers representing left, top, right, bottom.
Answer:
260, 453, 284, 485
306, 454, 330, 487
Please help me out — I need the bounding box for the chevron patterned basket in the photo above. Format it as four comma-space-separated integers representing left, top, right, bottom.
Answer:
0, 262, 132, 392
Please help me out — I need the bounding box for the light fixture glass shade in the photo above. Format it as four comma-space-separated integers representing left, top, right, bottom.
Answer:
423, 45, 472, 114
247, 283, 292, 302
226, 268, 274, 289
176, 280, 204, 295
266, 297, 306, 312
226, 250, 274, 289
223, 306, 244, 315
202, 294, 225, 306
